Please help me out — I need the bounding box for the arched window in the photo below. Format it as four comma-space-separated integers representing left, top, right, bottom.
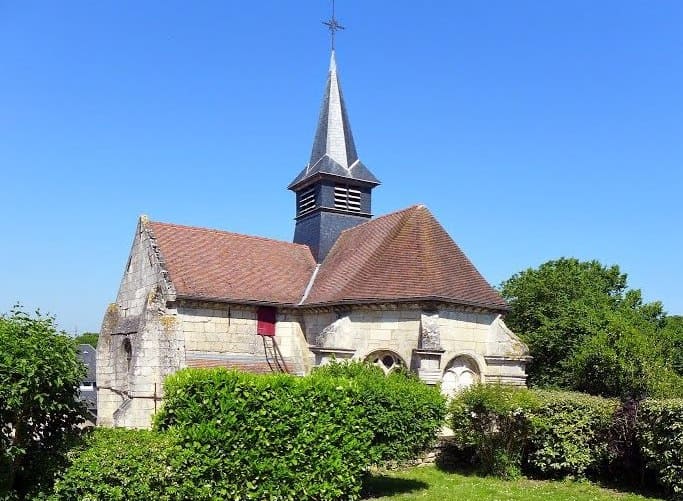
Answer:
365, 350, 404, 375
441, 356, 480, 398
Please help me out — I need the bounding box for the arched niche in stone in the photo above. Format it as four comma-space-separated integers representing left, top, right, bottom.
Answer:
365, 350, 405, 375
122, 337, 132, 372
441, 355, 480, 398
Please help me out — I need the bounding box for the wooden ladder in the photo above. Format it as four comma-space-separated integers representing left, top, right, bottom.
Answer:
261, 335, 288, 373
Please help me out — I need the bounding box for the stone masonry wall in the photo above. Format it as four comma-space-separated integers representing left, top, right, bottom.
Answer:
179, 301, 311, 376
305, 304, 528, 387
97, 218, 182, 428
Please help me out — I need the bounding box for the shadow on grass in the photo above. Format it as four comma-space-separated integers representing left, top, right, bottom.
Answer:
362, 474, 429, 499
434, 442, 666, 500
593, 475, 665, 500
434, 442, 480, 476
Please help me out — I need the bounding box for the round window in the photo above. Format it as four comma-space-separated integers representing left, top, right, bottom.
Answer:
366, 351, 403, 375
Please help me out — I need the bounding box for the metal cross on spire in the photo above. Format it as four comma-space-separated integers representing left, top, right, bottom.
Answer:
322, 0, 344, 50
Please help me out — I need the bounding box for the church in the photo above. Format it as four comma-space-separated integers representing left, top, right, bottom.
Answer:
96, 46, 530, 429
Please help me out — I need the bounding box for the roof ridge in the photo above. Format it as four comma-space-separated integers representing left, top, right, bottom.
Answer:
149, 220, 314, 249
299, 264, 321, 305
421, 210, 453, 287
337, 204, 427, 235
416, 209, 496, 290
322, 205, 430, 272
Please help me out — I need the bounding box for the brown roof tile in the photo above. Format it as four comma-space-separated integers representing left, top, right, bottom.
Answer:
148, 222, 316, 305
304, 205, 508, 310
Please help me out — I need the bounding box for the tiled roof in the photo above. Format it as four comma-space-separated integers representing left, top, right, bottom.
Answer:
303, 205, 508, 310
148, 222, 317, 305
146, 206, 507, 311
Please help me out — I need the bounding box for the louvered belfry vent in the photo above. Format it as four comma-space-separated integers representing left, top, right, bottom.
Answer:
334, 184, 361, 212
298, 187, 317, 216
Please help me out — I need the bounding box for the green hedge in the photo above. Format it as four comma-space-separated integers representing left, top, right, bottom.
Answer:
449, 384, 539, 478
51, 381, 683, 499
50, 366, 445, 500
449, 385, 618, 479
637, 399, 683, 499
526, 390, 618, 479
51, 428, 193, 501
154, 368, 373, 500
312, 361, 447, 465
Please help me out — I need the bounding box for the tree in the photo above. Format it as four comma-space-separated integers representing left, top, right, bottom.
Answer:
657, 315, 683, 375
0, 308, 86, 498
499, 258, 679, 398
73, 332, 99, 348
570, 302, 680, 399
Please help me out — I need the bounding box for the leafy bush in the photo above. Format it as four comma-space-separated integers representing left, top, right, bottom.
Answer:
53, 366, 443, 500
526, 390, 618, 479
571, 317, 683, 400
51, 428, 197, 501
499, 258, 630, 388
312, 361, 447, 465
637, 399, 683, 499
450, 386, 618, 480
0, 308, 85, 499
450, 384, 538, 478
154, 368, 373, 500
658, 316, 683, 376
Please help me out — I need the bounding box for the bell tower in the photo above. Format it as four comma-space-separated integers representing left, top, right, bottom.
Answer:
289, 49, 380, 262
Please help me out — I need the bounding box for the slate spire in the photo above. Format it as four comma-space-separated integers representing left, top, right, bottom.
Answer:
309, 51, 358, 171
290, 48, 380, 263
288, 51, 379, 190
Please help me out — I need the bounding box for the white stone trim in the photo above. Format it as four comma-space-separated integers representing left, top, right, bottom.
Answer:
299, 264, 321, 305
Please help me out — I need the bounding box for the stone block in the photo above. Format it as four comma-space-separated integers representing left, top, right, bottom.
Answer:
369, 329, 391, 342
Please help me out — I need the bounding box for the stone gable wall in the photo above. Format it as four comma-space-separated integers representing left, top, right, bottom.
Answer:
97, 219, 183, 428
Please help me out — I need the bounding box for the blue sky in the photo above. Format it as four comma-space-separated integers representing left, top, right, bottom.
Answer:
1, 1, 681, 333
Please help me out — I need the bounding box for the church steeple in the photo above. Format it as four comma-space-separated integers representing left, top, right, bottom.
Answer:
289, 50, 380, 262
309, 51, 358, 172
288, 51, 379, 192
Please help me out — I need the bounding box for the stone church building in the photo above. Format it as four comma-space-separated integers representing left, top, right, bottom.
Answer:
97, 51, 530, 428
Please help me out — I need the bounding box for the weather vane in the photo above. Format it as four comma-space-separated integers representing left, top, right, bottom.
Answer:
323, 0, 344, 50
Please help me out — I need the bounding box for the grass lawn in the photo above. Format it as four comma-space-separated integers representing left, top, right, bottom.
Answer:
363, 466, 663, 500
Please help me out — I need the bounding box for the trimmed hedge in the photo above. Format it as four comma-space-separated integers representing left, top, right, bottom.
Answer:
637, 399, 683, 499
154, 369, 373, 500
49, 380, 683, 499
51, 366, 445, 500
312, 361, 447, 465
526, 390, 618, 479
51, 428, 193, 501
449, 385, 619, 479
